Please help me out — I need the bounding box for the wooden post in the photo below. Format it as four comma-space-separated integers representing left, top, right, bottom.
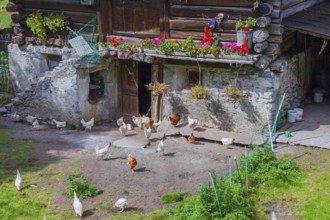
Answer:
151, 64, 160, 121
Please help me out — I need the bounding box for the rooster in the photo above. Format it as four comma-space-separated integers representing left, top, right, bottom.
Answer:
119, 123, 128, 136
156, 140, 165, 156
95, 143, 111, 159
113, 198, 128, 212
26, 115, 37, 124
127, 123, 134, 130
169, 113, 180, 126
221, 138, 235, 146
32, 119, 40, 128
81, 117, 94, 131
188, 116, 198, 130
152, 120, 161, 131
52, 119, 66, 129
141, 115, 151, 128
127, 154, 137, 173
188, 133, 196, 144
13, 112, 21, 122
15, 169, 22, 191
73, 191, 83, 219
116, 117, 124, 127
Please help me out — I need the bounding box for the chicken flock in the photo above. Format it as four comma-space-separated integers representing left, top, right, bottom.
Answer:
11, 111, 235, 219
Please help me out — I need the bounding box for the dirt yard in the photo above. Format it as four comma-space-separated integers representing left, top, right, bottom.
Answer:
0, 116, 248, 219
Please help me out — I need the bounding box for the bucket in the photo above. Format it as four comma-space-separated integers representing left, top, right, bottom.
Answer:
313, 88, 325, 103
293, 108, 303, 121
287, 110, 297, 123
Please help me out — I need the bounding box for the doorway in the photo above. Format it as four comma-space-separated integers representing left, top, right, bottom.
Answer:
119, 61, 151, 120
138, 62, 152, 117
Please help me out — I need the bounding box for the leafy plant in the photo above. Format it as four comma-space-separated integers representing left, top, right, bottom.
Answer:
139, 37, 157, 49
158, 40, 176, 55
187, 85, 208, 100
235, 19, 245, 31
26, 10, 46, 39
236, 17, 257, 30
146, 82, 169, 95
118, 42, 136, 53
225, 84, 243, 102
245, 17, 257, 26
66, 171, 101, 199
98, 36, 125, 48
44, 13, 65, 33
26, 10, 66, 39
161, 190, 187, 204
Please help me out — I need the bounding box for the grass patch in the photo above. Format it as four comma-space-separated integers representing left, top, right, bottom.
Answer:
122, 188, 129, 195
161, 190, 187, 204
94, 201, 109, 210
65, 123, 76, 130
0, 96, 11, 106
66, 171, 101, 199
104, 209, 175, 220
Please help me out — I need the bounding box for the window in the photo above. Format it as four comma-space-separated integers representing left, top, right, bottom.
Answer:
47, 55, 62, 71
188, 70, 202, 86
89, 73, 104, 104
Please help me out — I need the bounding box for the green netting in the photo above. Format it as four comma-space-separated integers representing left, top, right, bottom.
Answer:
67, 16, 99, 65
0, 50, 9, 94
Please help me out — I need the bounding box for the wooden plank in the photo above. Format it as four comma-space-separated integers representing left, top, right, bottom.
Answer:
169, 0, 255, 7
267, 0, 282, 7
169, 19, 236, 33
23, 0, 96, 13
160, 0, 170, 39
282, 0, 306, 9
170, 30, 236, 41
281, 0, 323, 18
170, 5, 254, 19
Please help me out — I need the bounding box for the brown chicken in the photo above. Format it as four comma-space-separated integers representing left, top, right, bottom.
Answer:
187, 133, 196, 144
169, 113, 181, 126
127, 154, 137, 173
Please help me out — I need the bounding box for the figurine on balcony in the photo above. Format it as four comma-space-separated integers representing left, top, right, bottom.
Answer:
208, 13, 224, 29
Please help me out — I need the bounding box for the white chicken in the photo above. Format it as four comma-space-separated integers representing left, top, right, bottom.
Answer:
141, 115, 150, 127
152, 120, 161, 132
52, 119, 66, 129
26, 115, 37, 124
112, 198, 128, 212
132, 115, 142, 128
33, 119, 40, 128
13, 112, 21, 122
95, 143, 111, 159
43, 216, 47, 220
127, 123, 134, 130
221, 138, 235, 146
271, 211, 277, 220
15, 169, 22, 191
81, 117, 94, 131
119, 123, 128, 136
188, 116, 198, 130
116, 117, 124, 127
73, 191, 83, 219
156, 140, 165, 155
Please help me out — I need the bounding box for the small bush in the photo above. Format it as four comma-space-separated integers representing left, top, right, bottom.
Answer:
187, 85, 208, 100
66, 171, 101, 199
65, 123, 76, 130
225, 84, 243, 102
161, 190, 187, 204
146, 82, 169, 95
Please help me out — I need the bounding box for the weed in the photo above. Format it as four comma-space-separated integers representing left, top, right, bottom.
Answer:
94, 201, 109, 210
122, 188, 129, 195
161, 190, 187, 204
66, 171, 101, 199
187, 85, 208, 100
65, 123, 76, 130
0, 96, 11, 106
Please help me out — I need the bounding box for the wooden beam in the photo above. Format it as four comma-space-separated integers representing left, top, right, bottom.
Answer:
169, 0, 255, 7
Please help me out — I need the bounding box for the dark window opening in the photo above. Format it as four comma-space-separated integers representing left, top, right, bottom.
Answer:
138, 62, 151, 117
89, 73, 104, 104
188, 70, 202, 86
47, 55, 62, 71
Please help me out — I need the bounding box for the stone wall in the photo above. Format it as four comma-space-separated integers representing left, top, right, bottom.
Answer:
8, 43, 117, 126
162, 54, 305, 132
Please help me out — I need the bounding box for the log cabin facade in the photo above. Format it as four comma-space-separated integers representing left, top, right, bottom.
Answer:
6, 0, 330, 133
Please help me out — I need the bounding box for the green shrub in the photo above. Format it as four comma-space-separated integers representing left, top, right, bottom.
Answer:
66, 171, 101, 199
65, 123, 76, 130
187, 85, 208, 100
161, 190, 187, 204
0, 96, 11, 105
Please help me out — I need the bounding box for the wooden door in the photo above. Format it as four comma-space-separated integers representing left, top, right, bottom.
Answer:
120, 61, 139, 120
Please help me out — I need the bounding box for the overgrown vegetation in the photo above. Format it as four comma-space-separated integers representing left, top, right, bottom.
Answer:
225, 84, 243, 103
161, 190, 187, 204
0, 95, 10, 105
187, 85, 208, 100
146, 82, 169, 95
174, 146, 303, 220
66, 171, 101, 199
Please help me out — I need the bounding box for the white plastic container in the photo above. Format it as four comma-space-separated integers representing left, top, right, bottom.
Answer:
294, 108, 303, 121
287, 110, 297, 123
313, 88, 325, 103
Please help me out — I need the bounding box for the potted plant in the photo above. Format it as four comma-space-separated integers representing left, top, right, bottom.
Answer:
235, 17, 256, 47
80, 0, 94, 5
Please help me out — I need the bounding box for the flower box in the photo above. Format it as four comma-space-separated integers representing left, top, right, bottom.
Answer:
80, 0, 94, 5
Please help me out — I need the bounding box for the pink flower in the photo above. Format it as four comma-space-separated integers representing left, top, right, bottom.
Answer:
114, 50, 118, 54
152, 38, 160, 45
124, 54, 130, 59
128, 48, 132, 51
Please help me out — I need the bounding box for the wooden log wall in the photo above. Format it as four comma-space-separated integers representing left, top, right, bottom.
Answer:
7, 0, 97, 46
168, 0, 257, 43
